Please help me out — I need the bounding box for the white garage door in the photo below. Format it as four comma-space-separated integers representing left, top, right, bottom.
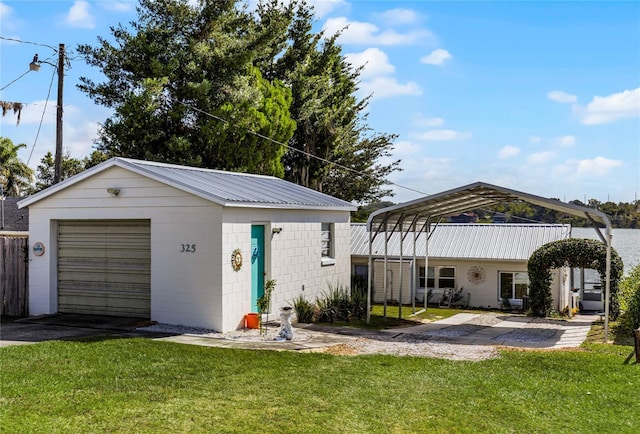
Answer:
58, 220, 151, 318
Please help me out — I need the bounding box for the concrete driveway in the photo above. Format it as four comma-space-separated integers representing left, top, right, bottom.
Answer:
0, 314, 174, 347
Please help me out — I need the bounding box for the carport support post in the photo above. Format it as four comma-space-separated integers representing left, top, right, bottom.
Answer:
424, 219, 430, 310
412, 222, 417, 314
604, 228, 612, 342
398, 218, 404, 319
366, 229, 373, 325
383, 222, 388, 321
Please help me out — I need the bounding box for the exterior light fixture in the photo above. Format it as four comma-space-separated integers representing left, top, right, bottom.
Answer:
106, 188, 120, 197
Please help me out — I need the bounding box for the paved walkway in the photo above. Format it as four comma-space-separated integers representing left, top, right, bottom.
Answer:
379, 313, 597, 349
157, 313, 597, 351
1, 313, 597, 351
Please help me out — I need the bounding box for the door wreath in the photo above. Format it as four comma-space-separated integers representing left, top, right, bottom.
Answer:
231, 248, 243, 271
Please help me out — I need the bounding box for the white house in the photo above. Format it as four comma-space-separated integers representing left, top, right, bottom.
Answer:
351, 223, 572, 311
18, 157, 356, 332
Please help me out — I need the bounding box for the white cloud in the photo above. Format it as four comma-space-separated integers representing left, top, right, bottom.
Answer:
575, 156, 623, 176
414, 115, 444, 127
391, 140, 422, 158
100, 1, 135, 13
417, 129, 471, 141
0, 100, 56, 126
528, 151, 556, 165
529, 136, 541, 144
0, 2, 12, 19
65, 1, 95, 29
420, 48, 452, 66
580, 87, 640, 125
548, 90, 577, 103
498, 145, 520, 159
359, 76, 422, 99
554, 156, 623, 179
307, 0, 347, 19
323, 17, 432, 45
345, 48, 394, 79
0, 2, 19, 35
558, 135, 576, 147
373, 8, 422, 25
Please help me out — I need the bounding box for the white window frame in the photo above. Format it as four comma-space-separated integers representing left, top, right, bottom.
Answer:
418, 266, 456, 289
498, 271, 529, 301
321, 222, 335, 266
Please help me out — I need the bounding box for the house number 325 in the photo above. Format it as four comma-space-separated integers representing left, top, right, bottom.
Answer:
180, 244, 196, 253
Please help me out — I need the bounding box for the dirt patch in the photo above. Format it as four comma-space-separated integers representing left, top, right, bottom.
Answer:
322, 338, 500, 361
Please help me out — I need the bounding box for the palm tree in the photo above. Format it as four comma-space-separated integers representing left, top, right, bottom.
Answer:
0, 137, 34, 196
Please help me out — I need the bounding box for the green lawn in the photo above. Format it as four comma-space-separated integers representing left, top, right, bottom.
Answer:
1, 337, 638, 433
313, 305, 478, 330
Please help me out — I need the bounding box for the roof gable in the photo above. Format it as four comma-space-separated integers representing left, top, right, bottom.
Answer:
19, 158, 356, 211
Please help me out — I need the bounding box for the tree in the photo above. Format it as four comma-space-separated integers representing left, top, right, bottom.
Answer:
0, 137, 33, 196
257, 1, 400, 203
77, 0, 295, 177
32, 151, 85, 192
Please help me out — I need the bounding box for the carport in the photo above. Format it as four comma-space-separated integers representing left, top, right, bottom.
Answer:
365, 182, 614, 340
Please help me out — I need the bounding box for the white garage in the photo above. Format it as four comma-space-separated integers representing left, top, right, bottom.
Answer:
19, 157, 355, 332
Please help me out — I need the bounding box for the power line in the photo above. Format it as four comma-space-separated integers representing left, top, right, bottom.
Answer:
168, 96, 431, 197
170, 96, 565, 225
26, 66, 56, 166
0, 36, 57, 51
0, 69, 32, 91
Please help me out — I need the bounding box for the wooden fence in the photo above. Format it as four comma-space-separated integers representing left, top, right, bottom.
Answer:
1, 235, 29, 317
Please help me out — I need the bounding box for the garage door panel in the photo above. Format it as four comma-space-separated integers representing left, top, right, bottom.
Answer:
58, 220, 151, 318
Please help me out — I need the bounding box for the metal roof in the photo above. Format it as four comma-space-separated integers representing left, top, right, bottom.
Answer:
19, 157, 356, 211
367, 182, 611, 233
352, 223, 572, 261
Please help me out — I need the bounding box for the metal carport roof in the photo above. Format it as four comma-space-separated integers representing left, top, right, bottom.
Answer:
365, 182, 614, 340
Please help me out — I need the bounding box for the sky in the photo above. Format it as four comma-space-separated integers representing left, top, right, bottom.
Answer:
1, 0, 639, 204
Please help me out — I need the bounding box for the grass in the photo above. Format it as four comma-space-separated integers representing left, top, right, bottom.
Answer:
1, 337, 638, 433
313, 304, 483, 330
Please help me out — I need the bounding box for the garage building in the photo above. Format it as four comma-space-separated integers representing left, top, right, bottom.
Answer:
19, 157, 355, 332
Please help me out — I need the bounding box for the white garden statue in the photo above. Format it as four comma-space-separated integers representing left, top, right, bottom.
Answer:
275, 306, 294, 341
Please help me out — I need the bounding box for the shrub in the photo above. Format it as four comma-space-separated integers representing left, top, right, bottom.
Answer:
316, 283, 352, 324
618, 264, 640, 335
292, 295, 314, 324
350, 278, 368, 320
528, 238, 623, 318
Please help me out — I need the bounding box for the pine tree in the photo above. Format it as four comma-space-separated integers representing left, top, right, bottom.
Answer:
77, 0, 295, 176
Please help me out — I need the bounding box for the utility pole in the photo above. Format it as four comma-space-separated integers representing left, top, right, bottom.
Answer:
54, 43, 64, 184
30, 43, 65, 184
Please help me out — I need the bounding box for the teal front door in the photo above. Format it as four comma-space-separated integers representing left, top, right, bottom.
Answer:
251, 225, 265, 312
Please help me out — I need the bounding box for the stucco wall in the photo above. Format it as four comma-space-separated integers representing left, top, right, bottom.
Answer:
357, 257, 565, 310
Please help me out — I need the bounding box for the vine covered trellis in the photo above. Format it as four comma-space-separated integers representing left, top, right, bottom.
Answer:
528, 238, 624, 318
